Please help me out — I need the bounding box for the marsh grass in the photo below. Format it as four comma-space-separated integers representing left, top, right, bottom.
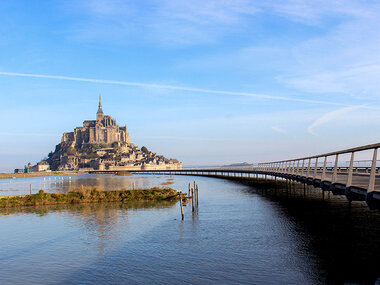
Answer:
161, 181, 174, 186
0, 187, 179, 208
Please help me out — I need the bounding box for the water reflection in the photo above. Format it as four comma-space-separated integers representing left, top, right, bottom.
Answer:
0, 200, 177, 216
1, 175, 379, 284
241, 180, 380, 284
0, 174, 170, 196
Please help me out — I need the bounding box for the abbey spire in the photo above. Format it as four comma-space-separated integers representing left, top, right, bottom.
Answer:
96, 94, 104, 121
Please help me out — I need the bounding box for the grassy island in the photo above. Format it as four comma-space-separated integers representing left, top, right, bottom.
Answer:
0, 188, 180, 208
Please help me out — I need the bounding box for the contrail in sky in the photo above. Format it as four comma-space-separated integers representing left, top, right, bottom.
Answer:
0, 71, 351, 106
307, 105, 366, 136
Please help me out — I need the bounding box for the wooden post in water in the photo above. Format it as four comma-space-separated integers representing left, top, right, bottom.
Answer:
193, 186, 197, 208
188, 183, 191, 196
191, 187, 195, 212
30, 184, 32, 195
193, 181, 197, 207
133, 182, 135, 190
196, 184, 199, 207
179, 194, 184, 220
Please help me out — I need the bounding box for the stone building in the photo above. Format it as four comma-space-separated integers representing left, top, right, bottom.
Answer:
61, 96, 131, 147
45, 95, 182, 171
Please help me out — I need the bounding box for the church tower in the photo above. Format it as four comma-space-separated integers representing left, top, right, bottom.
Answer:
96, 94, 104, 121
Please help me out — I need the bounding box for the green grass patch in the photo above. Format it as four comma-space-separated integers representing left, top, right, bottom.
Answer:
0, 188, 179, 208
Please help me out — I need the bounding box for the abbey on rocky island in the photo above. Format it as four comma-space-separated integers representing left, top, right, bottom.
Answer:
39, 96, 182, 172
62, 96, 131, 146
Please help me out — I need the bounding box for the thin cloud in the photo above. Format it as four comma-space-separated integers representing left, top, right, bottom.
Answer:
271, 126, 286, 134
307, 105, 365, 136
0, 71, 352, 106
69, 0, 258, 46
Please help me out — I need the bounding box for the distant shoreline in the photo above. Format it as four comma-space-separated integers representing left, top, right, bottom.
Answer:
0, 171, 79, 180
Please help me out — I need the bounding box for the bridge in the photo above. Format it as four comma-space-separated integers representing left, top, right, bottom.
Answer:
89, 142, 380, 209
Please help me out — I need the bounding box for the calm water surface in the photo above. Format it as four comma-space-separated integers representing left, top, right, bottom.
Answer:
1, 174, 380, 284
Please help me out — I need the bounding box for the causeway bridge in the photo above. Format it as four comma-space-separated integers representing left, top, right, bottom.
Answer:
90, 142, 380, 209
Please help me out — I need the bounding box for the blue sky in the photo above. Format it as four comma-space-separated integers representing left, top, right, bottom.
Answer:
1, 0, 380, 172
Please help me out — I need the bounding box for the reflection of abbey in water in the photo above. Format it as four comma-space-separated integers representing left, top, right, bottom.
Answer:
41, 96, 182, 172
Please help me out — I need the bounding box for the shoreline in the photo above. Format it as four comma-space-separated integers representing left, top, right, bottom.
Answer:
0, 171, 79, 180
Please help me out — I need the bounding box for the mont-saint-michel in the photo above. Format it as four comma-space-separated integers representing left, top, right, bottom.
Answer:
27, 96, 182, 172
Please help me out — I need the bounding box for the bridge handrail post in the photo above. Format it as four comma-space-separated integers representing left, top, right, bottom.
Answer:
332, 154, 339, 183
313, 157, 318, 179
346, 151, 355, 187
307, 158, 311, 178
301, 159, 305, 176
296, 160, 300, 175
291, 161, 295, 174
368, 148, 378, 193
321, 156, 328, 181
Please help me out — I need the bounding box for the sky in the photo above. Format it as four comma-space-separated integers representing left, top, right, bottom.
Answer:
1, 0, 380, 172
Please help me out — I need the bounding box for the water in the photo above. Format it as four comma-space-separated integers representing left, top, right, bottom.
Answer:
1, 174, 380, 284
0, 174, 170, 196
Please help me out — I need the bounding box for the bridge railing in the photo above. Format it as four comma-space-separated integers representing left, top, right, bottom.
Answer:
257, 142, 380, 193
